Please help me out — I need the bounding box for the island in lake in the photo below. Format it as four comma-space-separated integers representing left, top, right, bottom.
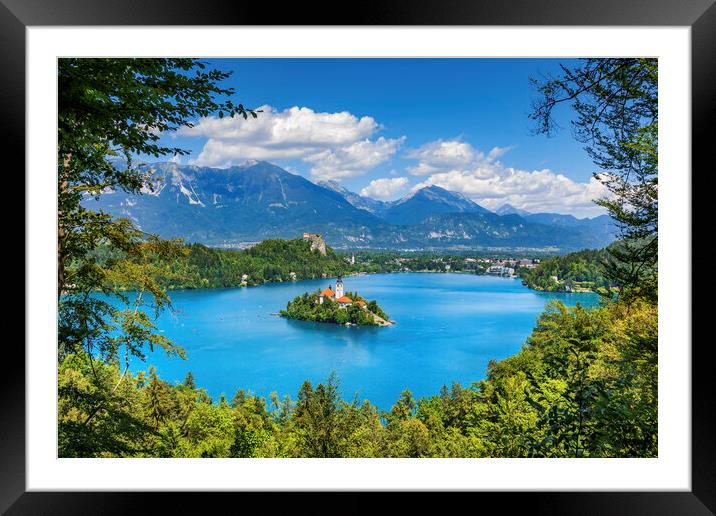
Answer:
280, 275, 394, 327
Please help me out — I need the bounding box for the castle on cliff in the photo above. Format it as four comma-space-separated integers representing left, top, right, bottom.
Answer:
302, 232, 327, 256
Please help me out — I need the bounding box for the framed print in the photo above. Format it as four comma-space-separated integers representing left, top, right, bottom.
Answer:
8, 0, 715, 513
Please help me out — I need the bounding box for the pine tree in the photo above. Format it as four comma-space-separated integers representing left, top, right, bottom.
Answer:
183, 372, 196, 390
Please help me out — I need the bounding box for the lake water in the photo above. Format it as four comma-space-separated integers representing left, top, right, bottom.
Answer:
136, 273, 598, 410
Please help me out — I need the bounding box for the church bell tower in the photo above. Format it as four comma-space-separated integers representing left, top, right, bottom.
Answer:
335, 275, 344, 298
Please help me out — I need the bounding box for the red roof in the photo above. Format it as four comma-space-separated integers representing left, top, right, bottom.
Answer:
336, 296, 353, 303
319, 288, 335, 297
356, 300, 367, 306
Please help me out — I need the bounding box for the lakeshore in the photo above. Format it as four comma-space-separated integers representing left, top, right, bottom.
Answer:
130, 272, 598, 410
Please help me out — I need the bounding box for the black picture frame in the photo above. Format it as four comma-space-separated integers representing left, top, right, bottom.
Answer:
6, 0, 713, 513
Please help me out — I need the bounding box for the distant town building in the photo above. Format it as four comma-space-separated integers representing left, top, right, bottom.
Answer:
487, 265, 516, 277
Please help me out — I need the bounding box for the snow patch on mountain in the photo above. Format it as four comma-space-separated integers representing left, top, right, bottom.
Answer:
178, 182, 205, 206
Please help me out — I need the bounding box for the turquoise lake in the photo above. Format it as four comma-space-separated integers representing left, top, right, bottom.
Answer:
136, 273, 598, 410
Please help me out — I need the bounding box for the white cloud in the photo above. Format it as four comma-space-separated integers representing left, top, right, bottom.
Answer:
306, 137, 405, 181
407, 139, 608, 217
180, 105, 402, 180
405, 139, 476, 175
487, 145, 513, 161
360, 177, 410, 200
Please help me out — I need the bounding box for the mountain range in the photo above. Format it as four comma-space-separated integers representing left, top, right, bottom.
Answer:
85, 161, 617, 251
495, 203, 531, 217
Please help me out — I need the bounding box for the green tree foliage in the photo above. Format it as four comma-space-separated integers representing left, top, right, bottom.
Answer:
58, 58, 256, 440
58, 298, 656, 458
366, 300, 389, 321
292, 374, 343, 457
530, 58, 658, 302
519, 248, 615, 293
148, 239, 349, 289
345, 251, 486, 274
183, 371, 196, 390
143, 366, 175, 428
58, 58, 257, 299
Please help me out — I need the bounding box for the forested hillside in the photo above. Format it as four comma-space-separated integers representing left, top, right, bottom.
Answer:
58, 298, 656, 458
145, 238, 349, 289
518, 248, 614, 292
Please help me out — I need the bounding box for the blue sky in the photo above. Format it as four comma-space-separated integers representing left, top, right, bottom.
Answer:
155, 58, 607, 217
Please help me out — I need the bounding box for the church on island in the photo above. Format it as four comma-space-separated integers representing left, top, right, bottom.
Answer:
318, 276, 367, 309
